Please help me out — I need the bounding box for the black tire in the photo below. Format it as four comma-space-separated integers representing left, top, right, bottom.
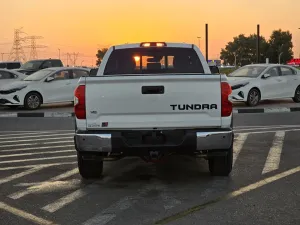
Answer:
292, 86, 300, 103
24, 92, 42, 110
77, 152, 103, 179
246, 88, 261, 106
208, 145, 233, 176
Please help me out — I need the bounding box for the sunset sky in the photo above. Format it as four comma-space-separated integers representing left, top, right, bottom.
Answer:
1, 0, 299, 67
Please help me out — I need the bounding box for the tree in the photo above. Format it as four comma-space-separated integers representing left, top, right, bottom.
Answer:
220, 34, 269, 66
96, 48, 108, 66
220, 29, 294, 65
266, 29, 293, 64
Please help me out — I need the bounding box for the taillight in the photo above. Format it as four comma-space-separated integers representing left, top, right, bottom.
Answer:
74, 85, 86, 119
221, 82, 232, 117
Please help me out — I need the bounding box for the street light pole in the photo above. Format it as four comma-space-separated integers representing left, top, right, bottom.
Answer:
298, 28, 300, 58
58, 48, 60, 59
197, 36, 201, 50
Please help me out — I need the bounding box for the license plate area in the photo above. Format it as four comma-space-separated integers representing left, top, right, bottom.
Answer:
121, 130, 185, 147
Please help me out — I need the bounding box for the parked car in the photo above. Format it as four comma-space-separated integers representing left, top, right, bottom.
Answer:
0, 67, 89, 109
73, 42, 233, 179
0, 61, 22, 69
0, 69, 27, 88
227, 64, 300, 106
89, 67, 98, 76
14, 59, 63, 75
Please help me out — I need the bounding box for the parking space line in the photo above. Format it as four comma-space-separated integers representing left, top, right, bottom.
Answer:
82, 184, 155, 225
41, 161, 142, 214
0, 141, 73, 149
9, 168, 79, 200
233, 133, 248, 167
262, 131, 285, 174
0, 201, 57, 225
0, 136, 72, 144
42, 189, 86, 213
0, 131, 55, 137
0, 155, 76, 164
0, 133, 73, 140
236, 128, 300, 134
0, 162, 76, 171
0, 165, 48, 185
1, 145, 75, 153
0, 150, 74, 158
234, 125, 300, 131
155, 166, 300, 225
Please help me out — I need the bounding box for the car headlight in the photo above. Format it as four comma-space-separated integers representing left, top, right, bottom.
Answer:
0, 86, 27, 95
231, 82, 249, 90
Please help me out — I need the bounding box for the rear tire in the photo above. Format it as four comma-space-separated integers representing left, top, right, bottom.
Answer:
208, 145, 233, 176
292, 86, 300, 103
77, 152, 103, 179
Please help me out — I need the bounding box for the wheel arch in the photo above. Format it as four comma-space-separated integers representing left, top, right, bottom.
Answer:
24, 91, 44, 104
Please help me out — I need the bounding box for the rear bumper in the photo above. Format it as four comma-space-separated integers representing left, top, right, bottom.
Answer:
74, 129, 233, 155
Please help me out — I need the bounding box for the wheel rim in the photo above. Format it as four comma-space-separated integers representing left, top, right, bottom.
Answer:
296, 88, 300, 101
249, 90, 259, 105
27, 95, 40, 109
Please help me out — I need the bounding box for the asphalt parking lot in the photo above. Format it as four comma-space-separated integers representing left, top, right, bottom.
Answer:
0, 111, 299, 225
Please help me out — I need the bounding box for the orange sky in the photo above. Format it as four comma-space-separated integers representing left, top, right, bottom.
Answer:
1, 0, 300, 66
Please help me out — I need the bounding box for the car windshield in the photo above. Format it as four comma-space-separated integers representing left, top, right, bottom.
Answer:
23, 69, 54, 81
104, 46, 204, 75
228, 66, 267, 78
20, 60, 43, 70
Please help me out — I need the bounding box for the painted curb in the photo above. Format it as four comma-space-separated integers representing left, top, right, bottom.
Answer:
0, 107, 300, 117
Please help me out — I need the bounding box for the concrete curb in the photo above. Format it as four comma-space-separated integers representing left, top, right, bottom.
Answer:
0, 107, 300, 117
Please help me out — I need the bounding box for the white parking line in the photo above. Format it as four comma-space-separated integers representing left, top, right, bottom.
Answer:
42, 189, 86, 213
0, 201, 57, 225
9, 168, 79, 199
233, 133, 248, 167
0, 166, 48, 185
0, 145, 75, 152
0, 150, 74, 158
262, 131, 285, 174
0, 140, 73, 148
82, 184, 155, 225
0, 162, 76, 171
0, 155, 76, 164
0, 132, 73, 140
41, 161, 141, 213
0, 136, 72, 144
0, 131, 55, 137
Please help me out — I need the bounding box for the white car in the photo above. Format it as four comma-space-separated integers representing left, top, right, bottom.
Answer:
227, 64, 300, 106
0, 67, 89, 109
0, 69, 27, 88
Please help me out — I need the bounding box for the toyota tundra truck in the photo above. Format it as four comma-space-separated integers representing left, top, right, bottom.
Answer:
73, 42, 233, 179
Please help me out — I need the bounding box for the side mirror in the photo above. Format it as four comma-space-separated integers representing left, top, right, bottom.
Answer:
262, 73, 270, 79
46, 77, 54, 82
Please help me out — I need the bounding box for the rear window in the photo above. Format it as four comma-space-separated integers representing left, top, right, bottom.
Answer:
0, 63, 7, 69
6, 62, 21, 69
104, 47, 204, 75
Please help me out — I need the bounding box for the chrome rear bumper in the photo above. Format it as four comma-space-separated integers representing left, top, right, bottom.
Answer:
74, 129, 233, 152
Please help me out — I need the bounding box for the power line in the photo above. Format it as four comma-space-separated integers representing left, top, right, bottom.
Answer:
8, 28, 27, 62
24, 36, 47, 60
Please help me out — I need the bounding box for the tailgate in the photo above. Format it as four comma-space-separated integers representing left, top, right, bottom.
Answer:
85, 75, 222, 130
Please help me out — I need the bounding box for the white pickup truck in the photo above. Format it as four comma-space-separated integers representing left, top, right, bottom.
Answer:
73, 42, 234, 179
